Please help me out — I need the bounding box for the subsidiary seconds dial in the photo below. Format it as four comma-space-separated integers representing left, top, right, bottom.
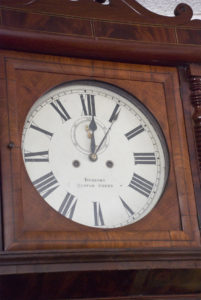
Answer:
22, 80, 169, 228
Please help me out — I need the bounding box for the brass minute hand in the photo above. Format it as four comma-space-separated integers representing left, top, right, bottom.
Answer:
95, 110, 120, 155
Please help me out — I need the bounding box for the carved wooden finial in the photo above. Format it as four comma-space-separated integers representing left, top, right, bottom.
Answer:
174, 3, 193, 18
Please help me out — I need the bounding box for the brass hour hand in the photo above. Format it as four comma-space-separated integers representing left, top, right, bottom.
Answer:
89, 116, 97, 155
89, 115, 97, 132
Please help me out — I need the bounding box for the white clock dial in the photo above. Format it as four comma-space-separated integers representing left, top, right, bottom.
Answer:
22, 80, 169, 228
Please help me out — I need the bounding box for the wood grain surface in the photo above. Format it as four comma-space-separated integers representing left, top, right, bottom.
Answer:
1, 269, 201, 300
1, 1, 201, 65
0, 1, 200, 295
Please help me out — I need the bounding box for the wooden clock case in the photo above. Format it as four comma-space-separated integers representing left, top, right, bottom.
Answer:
0, 52, 197, 251
0, 0, 201, 299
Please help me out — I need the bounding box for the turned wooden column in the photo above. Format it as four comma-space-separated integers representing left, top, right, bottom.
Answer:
189, 65, 201, 174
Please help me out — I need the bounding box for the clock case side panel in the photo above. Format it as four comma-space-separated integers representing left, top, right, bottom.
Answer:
0, 50, 199, 251
178, 65, 201, 229
0, 55, 7, 251
0, 55, 24, 251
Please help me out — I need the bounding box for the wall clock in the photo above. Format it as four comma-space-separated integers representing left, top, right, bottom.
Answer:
0, 1, 201, 299
21, 80, 169, 229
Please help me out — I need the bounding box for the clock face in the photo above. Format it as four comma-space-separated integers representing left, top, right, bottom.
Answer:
21, 80, 169, 229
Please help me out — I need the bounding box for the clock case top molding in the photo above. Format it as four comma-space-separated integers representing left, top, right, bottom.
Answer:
1, 0, 201, 65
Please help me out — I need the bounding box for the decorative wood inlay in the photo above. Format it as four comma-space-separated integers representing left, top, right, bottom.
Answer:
177, 28, 201, 45
1, 2, 201, 64
94, 20, 176, 43
1, 9, 92, 37
189, 76, 201, 172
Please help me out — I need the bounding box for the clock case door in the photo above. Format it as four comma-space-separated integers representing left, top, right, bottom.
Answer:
0, 50, 199, 251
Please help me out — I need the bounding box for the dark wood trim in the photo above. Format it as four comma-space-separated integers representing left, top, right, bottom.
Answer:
0, 164, 3, 251
178, 66, 201, 228
1, 28, 201, 66
1, 249, 201, 275
1, 270, 201, 299
64, 295, 201, 300
0, 2, 201, 66
189, 75, 201, 174
0, 55, 5, 251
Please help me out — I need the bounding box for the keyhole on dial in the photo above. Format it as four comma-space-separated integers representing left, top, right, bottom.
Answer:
73, 160, 80, 168
106, 160, 114, 168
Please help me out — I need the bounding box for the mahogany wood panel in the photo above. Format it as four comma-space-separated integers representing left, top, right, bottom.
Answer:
1, 269, 201, 300
0, 173, 3, 251
1, 9, 92, 37
1, 248, 201, 275
2, 28, 201, 67
93, 20, 176, 43
1, 2, 201, 65
0, 50, 199, 252
60, 296, 201, 300
177, 28, 201, 45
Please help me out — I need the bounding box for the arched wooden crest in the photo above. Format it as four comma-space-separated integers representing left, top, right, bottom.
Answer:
0, 0, 200, 26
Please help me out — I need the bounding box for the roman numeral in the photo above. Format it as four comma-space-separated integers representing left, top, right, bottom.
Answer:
24, 151, 49, 162
32, 171, 59, 198
134, 153, 156, 165
93, 202, 104, 226
125, 125, 144, 140
129, 173, 153, 198
51, 99, 71, 121
120, 197, 134, 217
80, 94, 96, 116
30, 124, 53, 138
58, 192, 77, 219
109, 104, 120, 122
